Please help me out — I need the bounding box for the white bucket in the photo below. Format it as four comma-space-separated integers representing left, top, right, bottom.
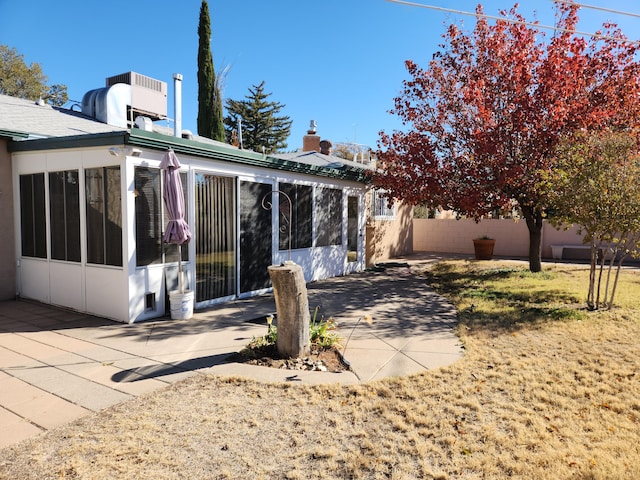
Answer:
169, 290, 194, 320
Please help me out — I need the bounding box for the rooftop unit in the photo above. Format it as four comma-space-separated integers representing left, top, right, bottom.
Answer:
82, 72, 167, 128
106, 72, 167, 120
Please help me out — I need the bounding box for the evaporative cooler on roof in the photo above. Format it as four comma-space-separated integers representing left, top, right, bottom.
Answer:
106, 72, 168, 121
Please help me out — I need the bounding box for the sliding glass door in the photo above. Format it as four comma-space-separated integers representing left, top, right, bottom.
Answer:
239, 181, 273, 294
195, 173, 237, 302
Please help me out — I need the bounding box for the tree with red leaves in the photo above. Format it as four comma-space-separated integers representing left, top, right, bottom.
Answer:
373, 2, 640, 272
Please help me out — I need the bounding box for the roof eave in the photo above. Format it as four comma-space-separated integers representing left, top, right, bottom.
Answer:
129, 130, 369, 183
8, 131, 128, 151
9, 129, 369, 183
0, 129, 30, 140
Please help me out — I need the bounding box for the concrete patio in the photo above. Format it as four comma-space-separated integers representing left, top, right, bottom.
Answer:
0, 255, 463, 449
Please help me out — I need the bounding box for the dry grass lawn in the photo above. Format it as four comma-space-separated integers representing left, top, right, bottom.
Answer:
0, 260, 639, 479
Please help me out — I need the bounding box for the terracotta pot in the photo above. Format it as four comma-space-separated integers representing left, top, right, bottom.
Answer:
473, 238, 495, 260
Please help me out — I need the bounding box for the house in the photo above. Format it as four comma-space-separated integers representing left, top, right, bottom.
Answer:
275, 129, 414, 267
0, 72, 411, 323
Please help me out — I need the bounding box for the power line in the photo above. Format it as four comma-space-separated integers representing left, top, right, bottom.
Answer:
386, 0, 640, 45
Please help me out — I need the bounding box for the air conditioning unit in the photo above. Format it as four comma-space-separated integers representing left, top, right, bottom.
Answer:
106, 72, 167, 121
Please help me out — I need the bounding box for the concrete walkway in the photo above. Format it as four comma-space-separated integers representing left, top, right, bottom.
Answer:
0, 255, 463, 449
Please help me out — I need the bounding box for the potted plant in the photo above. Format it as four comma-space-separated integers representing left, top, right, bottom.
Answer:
473, 235, 496, 260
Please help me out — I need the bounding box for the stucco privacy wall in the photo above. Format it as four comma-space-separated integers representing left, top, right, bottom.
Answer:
0, 139, 16, 300
413, 218, 587, 258
366, 202, 413, 266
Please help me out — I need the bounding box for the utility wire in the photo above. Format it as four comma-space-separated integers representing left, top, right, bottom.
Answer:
386, 0, 640, 45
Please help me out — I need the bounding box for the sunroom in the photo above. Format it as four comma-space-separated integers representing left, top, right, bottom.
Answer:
11, 129, 368, 323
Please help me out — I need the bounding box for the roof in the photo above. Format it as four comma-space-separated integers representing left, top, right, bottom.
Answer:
0, 94, 229, 149
1, 93, 368, 183
273, 150, 373, 172
0, 94, 124, 139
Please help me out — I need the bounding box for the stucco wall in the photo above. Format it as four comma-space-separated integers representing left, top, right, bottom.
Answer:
413, 218, 587, 259
366, 202, 413, 266
0, 139, 16, 300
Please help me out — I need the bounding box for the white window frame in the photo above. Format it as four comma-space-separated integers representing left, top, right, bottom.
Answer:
372, 189, 396, 220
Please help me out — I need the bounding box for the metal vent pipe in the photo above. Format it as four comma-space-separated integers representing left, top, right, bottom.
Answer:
173, 73, 183, 138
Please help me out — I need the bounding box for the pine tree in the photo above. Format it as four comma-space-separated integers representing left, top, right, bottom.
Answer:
223, 81, 292, 154
197, 1, 224, 141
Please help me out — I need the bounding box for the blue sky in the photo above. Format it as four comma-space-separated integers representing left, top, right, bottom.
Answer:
1, 1, 639, 151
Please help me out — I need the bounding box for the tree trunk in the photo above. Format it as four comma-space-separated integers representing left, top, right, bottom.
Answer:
607, 255, 627, 310
587, 243, 598, 310
522, 206, 543, 273
268, 264, 310, 358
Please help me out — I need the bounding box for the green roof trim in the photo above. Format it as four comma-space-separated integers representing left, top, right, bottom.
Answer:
8, 131, 127, 151
128, 130, 368, 182
9, 129, 368, 183
0, 129, 30, 140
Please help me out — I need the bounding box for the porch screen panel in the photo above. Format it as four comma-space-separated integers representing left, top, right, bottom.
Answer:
239, 181, 272, 293
86, 167, 122, 266
347, 196, 359, 262
195, 174, 237, 302
315, 187, 343, 247
163, 172, 189, 264
49, 170, 80, 262
278, 182, 312, 250
134, 167, 162, 266
19, 173, 46, 258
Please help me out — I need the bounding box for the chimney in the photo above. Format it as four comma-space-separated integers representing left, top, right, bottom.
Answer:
319, 139, 332, 155
302, 119, 321, 152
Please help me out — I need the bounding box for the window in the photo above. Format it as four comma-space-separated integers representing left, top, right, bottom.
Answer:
195, 173, 236, 301
134, 167, 162, 266
372, 190, 396, 220
49, 170, 81, 262
315, 187, 343, 246
134, 166, 188, 267
86, 167, 123, 266
278, 182, 312, 250
19, 173, 47, 258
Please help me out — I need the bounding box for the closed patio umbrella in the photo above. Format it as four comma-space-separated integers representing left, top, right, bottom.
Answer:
160, 148, 191, 294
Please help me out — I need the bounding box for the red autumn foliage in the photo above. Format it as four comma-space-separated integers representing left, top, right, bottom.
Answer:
373, 3, 640, 271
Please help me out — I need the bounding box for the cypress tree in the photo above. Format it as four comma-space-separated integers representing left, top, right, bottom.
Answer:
211, 76, 224, 142
197, 1, 224, 141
